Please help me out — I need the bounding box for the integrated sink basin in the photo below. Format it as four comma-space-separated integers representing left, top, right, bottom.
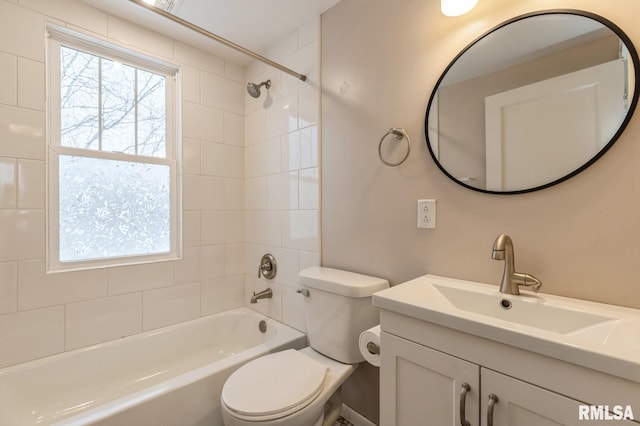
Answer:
431, 283, 614, 334
373, 275, 640, 381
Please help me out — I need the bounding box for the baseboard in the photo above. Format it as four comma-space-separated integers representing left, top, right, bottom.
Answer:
340, 404, 377, 426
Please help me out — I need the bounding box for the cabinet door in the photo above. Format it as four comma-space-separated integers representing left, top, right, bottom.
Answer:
481, 369, 637, 426
380, 332, 480, 426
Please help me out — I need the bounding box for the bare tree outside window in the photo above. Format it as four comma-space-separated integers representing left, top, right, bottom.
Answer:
60, 46, 166, 157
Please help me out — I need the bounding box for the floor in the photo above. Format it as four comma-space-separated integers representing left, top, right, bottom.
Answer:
336, 416, 354, 425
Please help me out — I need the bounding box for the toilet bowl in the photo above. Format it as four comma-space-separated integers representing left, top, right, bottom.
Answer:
220, 267, 389, 426
221, 347, 354, 426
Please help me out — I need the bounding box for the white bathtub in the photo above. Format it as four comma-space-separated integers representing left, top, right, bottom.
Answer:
0, 307, 306, 426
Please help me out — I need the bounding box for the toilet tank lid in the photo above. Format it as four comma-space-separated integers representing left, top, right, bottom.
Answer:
299, 267, 389, 297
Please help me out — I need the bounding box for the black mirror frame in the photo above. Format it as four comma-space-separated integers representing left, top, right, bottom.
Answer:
424, 9, 640, 195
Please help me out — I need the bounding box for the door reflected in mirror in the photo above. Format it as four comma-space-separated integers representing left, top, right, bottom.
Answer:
425, 10, 639, 194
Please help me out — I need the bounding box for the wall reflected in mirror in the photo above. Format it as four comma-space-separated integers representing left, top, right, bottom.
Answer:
426, 11, 639, 194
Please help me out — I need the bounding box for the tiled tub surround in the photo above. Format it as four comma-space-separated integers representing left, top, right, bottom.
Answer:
0, 0, 248, 368
0, 0, 321, 369
243, 17, 321, 332
0, 308, 306, 425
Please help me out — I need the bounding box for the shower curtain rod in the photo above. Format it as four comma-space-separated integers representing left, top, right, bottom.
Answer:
128, 0, 307, 81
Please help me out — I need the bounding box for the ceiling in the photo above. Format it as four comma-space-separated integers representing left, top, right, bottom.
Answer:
81, 0, 341, 65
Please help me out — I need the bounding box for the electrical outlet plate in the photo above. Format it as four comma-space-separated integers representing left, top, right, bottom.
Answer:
417, 199, 436, 229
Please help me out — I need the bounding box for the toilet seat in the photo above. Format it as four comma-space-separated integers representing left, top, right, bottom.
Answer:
222, 349, 328, 421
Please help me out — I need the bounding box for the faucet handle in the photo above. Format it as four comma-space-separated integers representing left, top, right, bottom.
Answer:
258, 262, 272, 277
514, 272, 542, 293
257, 254, 277, 279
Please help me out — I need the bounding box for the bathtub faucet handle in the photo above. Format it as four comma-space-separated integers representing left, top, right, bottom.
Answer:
258, 253, 277, 279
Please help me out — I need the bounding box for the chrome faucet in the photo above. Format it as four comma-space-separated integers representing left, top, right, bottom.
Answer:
250, 288, 273, 304
491, 234, 542, 295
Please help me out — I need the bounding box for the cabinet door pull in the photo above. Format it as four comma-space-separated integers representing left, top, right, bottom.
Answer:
487, 393, 499, 426
459, 382, 471, 426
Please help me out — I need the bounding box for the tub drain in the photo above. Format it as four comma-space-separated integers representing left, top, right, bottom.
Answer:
258, 320, 267, 333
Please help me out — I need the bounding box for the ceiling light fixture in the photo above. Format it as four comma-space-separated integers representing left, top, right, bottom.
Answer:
441, 0, 478, 17
141, 0, 181, 13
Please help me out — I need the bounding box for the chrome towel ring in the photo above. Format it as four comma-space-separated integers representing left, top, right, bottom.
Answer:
378, 128, 411, 166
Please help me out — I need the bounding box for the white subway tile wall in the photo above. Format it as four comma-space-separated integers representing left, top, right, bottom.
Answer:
0, 0, 319, 368
65, 293, 142, 350
0, 52, 17, 106
0, 262, 17, 315
0, 306, 64, 367
244, 18, 320, 333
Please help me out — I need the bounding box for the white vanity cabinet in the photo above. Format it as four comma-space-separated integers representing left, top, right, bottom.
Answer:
480, 368, 606, 426
380, 332, 603, 426
374, 275, 640, 426
378, 311, 640, 426
380, 332, 479, 425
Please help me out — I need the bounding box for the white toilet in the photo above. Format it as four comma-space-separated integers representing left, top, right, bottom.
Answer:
221, 267, 389, 426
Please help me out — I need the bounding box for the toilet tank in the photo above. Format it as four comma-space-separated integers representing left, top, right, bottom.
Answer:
299, 267, 389, 364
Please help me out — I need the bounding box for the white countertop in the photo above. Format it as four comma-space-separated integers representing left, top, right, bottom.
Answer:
373, 274, 640, 382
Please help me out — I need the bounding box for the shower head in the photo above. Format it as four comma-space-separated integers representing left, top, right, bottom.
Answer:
247, 80, 271, 98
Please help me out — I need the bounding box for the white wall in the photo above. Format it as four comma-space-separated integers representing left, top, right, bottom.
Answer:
243, 19, 321, 332
0, 0, 247, 368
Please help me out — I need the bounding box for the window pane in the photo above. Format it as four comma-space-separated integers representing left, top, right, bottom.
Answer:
60, 46, 99, 150
59, 46, 168, 158
59, 155, 171, 262
138, 69, 166, 157
101, 59, 136, 154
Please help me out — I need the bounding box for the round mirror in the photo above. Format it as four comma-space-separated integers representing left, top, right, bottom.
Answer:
425, 10, 640, 194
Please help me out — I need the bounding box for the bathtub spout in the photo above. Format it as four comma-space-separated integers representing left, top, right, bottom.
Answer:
250, 288, 273, 304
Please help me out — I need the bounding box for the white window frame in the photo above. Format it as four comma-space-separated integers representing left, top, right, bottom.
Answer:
46, 24, 182, 273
